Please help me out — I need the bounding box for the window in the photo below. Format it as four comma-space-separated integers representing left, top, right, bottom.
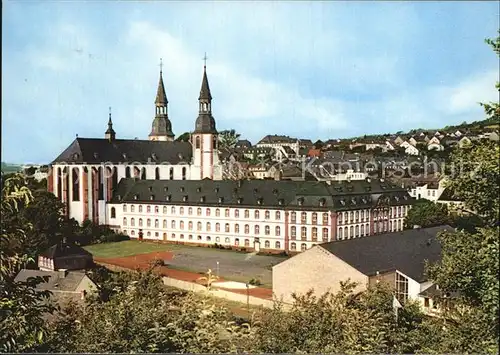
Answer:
275, 226, 281, 236
397, 219, 402, 231
123, 217, 127, 226
147, 205, 151, 213
361, 224, 365, 236
171, 220, 176, 229
155, 232, 159, 238
196, 222, 201, 231
349, 226, 354, 238
349, 211, 354, 223
131, 218, 135, 227
187, 221, 193, 230
245, 239, 250, 247
225, 237, 230, 244
291, 226, 296, 239
172, 233, 176, 239
182, 167, 187, 180
131, 205, 135, 213
301, 212, 307, 224
216, 208, 220, 217
180, 207, 184, 215
188, 207, 193, 215
275, 211, 281, 220
195, 136, 201, 149
171, 206, 176, 214
291, 242, 296, 251
234, 210, 239, 218
244, 224, 249, 234
111, 207, 116, 219
131, 230, 136, 236
163, 206, 167, 214
197, 235, 202, 241
265, 210, 270, 219
163, 219, 167, 228
244, 210, 249, 218
139, 205, 143, 213
163, 232, 167, 239
123, 204, 127, 213
216, 223, 220, 232
225, 209, 230, 217
155, 219, 159, 228
398, 206, 401, 217
265, 225, 270, 235
169, 168, 174, 180
311, 213, 317, 224
147, 231, 151, 237
355, 225, 359, 237
155, 206, 159, 213
234, 224, 240, 233
344, 226, 348, 237
72, 168, 80, 201
321, 212, 328, 225
225, 223, 230, 233
264, 240, 270, 248
301, 226, 307, 240
215, 236, 220, 242
424, 297, 430, 308
180, 221, 185, 230
301, 243, 307, 251
275, 241, 281, 249
147, 219, 151, 227
139, 218, 143, 227
254, 210, 260, 219
338, 227, 343, 239
235, 238, 240, 246
206, 222, 211, 231
254, 225, 260, 235
291, 212, 296, 223
338, 212, 343, 225
155, 167, 160, 180
180, 234, 184, 240
395, 272, 409, 303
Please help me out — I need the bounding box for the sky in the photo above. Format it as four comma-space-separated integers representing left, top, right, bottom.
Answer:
2, 1, 499, 164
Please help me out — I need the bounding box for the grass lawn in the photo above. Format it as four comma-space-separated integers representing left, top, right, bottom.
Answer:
84, 240, 174, 258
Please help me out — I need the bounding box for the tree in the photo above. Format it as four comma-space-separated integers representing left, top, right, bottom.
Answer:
480, 32, 500, 121
218, 129, 241, 149
404, 199, 451, 228
175, 132, 190, 142
197, 268, 219, 290
0, 174, 56, 352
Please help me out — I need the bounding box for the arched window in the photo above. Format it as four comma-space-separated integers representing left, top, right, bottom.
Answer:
275, 211, 281, 220
225, 237, 230, 244
171, 220, 176, 229
216, 223, 220, 232
311, 212, 318, 224
155, 167, 160, 180
206, 236, 211, 242
275, 226, 281, 236
301, 226, 307, 239
355, 211, 359, 221
123, 217, 127, 226
234, 224, 240, 233
147, 219, 151, 227
265, 225, 270, 235
265, 210, 270, 219
131, 205, 135, 212
264, 240, 270, 248
301, 212, 307, 224
169, 167, 174, 180
125, 166, 131, 178
188, 207, 193, 215
197, 222, 202, 231
180, 207, 184, 215
244, 224, 249, 234
291, 242, 297, 251
131, 218, 135, 227
155, 206, 159, 213
291, 212, 296, 223
72, 168, 80, 201
206, 208, 211, 216
322, 228, 328, 241
312, 227, 318, 241
349, 211, 354, 223
225, 223, 230, 232
361, 224, 365, 236
139, 205, 143, 213
323, 213, 329, 225
225, 209, 230, 217
216, 208, 220, 217
212, 136, 217, 149
254, 210, 260, 219
163, 219, 167, 228
131, 230, 135, 236
254, 225, 260, 234
344, 226, 348, 237
206, 222, 211, 231
111, 207, 116, 218
235, 238, 240, 246
147, 206, 151, 213
275, 241, 281, 249
389, 220, 393, 231
397, 219, 402, 230
182, 167, 187, 180
197, 208, 202, 216
181, 221, 185, 230
244, 239, 250, 247
338, 227, 343, 239
350, 226, 354, 238
244, 210, 249, 218
355, 225, 359, 237
155, 219, 159, 228
139, 218, 143, 227
163, 206, 167, 214
234, 210, 239, 218
291, 226, 296, 239
141, 167, 146, 180
195, 136, 201, 149
301, 243, 307, 251
171, 206, 176, 214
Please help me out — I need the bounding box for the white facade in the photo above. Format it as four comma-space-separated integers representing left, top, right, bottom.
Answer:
400, 141, 419, 156
409, 181, 445, 202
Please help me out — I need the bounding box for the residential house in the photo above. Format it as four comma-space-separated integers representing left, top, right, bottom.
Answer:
427, 136, 443, 151
273, 225, 454, 312
409, 179, 445, 202
400, 141, 419, 156
437, 188, 465, 213
38, 241, 94, 271
235, 139, 252, 149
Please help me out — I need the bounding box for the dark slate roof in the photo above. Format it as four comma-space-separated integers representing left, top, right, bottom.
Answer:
111, 178, 413, 211
235, 139, 252, 148
283, 146, 296, 155
14, 269, 89, 292
438, 188, 461, 202
40, 242, 93, 259
52, 138, 192, 164
257, 135, 297, 144
155, 71, 168, 104
194, 113, 217, 134
198, 66, 212, 100
319, 225, 454, 282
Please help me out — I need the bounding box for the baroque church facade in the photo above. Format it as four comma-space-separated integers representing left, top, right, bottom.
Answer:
48, 64, 222, 224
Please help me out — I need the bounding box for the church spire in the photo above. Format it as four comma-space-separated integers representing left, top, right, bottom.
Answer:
194, 54, 217, 134
149, 58, 174, 141
198, 53, 212, 101
105, 107, 116, 141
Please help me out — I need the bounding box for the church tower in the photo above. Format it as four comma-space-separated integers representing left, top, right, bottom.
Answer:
104, 107, 116, 142
192, 58, 220, 180
149, 59, 175, 141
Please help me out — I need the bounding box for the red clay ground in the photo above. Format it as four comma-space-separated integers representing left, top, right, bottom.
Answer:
94, 251, 274, 300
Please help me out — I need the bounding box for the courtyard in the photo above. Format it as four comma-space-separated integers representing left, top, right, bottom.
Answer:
84, 240, 288, 287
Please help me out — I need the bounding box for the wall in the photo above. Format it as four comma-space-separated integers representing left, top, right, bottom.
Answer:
273, 245, 368, 304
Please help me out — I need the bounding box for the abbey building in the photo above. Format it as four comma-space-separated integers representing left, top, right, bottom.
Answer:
48, 64, 222, 224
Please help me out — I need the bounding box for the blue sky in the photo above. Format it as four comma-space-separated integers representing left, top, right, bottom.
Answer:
3, 1, 499, 164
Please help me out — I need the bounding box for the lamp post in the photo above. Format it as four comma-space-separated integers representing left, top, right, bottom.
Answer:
246, 283, 250, 319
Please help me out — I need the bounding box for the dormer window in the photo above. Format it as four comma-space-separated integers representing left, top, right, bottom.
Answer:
122, 153, 127, 160
257, 198, 263, 205
200, 196, 206, 203
278, 199, 284, 205
73, 153, 80, 160
340, 199, 345, 206
164, 187, 168, 192
166, 195, 171, 202
218, 197, 224, 203
152, 153, 157, 160
93, 152, 99, 159
362, 198, 367, 204
395, 196, 400, 202
134, 194, 138, 200
148, 186, 153, 192
180, 187, 185, 192
117, 195, 121, 201
237, 197, 243, 204
272, 189, 278, 195
215, 187, 219, 193
253, 188, 259, 193
150, 195, 155, 200
351, 198, 356, 205
183, 195, 188, 202
298, 197, 304, 206
319, 198, 326, 207
196, 187, 201, 193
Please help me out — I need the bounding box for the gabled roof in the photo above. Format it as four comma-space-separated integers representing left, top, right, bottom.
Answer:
319, 225, 454, 282
14, 269, 91, 292
437, 188, 461, 202
52, 138, 192, 164
257, 135, 297, 144
40, 242, 93, 259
